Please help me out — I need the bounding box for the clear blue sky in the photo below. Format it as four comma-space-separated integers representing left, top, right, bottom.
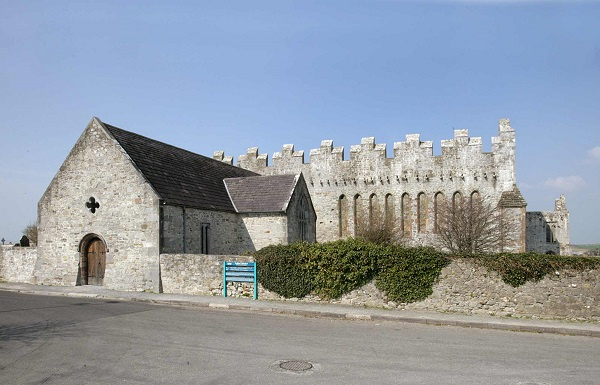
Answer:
1, 0, 599, 245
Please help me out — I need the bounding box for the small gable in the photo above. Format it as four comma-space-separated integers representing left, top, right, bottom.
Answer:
224, 174, 300, 213
498, 184, 527, 208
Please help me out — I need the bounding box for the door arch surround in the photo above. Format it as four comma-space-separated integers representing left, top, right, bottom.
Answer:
78, 234, 108, 286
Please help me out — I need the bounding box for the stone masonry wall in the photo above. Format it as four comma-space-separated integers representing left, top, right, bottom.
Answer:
526, 195, 570, 255
526, 212, 561, 255
263, 260, 599, 321
35, 118, 161, 291
161, 205, 255, 255
398, 260, 598, 320
0, 246, 37, 283
161, 206, 297, 255
216, 119, 520, 250
239, 213, 288, 252
160, 253, 254, 296
159, 254, 598, 320
500, 206, 527, 253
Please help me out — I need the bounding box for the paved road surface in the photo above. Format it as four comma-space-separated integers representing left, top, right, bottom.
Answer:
1, 291, 598, 384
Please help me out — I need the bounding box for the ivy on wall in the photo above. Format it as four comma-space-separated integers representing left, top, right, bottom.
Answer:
254, 239, 600, 303
375, 247, 450, 303
463, 253, 600, 287
254, 243, 313, 299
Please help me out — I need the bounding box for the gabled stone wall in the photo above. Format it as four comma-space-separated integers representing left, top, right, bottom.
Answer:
35, 118, 161, 291
285, 175, 317, 244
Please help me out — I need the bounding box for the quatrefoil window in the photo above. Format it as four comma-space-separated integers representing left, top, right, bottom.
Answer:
86, 197, 100, 214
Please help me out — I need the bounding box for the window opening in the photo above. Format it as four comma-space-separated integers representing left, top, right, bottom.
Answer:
201, 223, 209, 254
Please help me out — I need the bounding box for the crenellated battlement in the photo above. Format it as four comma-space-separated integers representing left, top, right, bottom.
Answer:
218, 119, 515, 183
212, 150, 234, 165
211, 118, 561, 254
213, 118, 523, 247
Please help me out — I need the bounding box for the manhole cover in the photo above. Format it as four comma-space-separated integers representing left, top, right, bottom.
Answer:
279, 360, 313, 372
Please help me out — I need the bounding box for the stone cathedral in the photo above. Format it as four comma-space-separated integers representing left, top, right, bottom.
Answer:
31, 117, 569, 292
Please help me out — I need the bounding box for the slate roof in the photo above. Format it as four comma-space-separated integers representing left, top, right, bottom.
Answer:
224, 174, 299, 213
498, 184, 528, 208
100, 119, 258, 211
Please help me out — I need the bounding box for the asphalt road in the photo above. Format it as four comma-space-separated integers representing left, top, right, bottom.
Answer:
1, 291, 598, 385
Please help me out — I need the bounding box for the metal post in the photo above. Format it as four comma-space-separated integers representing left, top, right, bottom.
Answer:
253, 262, 258, 300
223, 261, 227, 298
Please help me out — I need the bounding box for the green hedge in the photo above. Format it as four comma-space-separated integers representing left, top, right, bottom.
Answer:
254, 240, 449, 302
254, 243, 313, 299
255, 239, 380, 300
375, 247, 450, 303
305, 239, 379, 299
254, 240, 600, 303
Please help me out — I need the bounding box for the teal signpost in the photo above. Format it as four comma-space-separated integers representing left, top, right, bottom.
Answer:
223, 261, 258, 300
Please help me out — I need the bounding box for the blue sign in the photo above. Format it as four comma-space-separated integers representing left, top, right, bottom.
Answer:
223, 261, 257, 300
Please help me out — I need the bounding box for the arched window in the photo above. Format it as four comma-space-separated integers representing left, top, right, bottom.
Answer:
401, 193, 411, 236
353, 194, 363, 236
298, 196, 309, 241
385, 193, 394, 227
417, 192, 427, 233
369, 193, 378, 228
434, 192, 445, 233
338, 195, 349, 238
546, 223, 556, 243
470, 191, 481, 209
452, 191, 463, 211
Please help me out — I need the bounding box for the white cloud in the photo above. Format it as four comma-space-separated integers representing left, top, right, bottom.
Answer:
587, 146, 600, 162
518, 182, 534, 191
543, 176, 586, 192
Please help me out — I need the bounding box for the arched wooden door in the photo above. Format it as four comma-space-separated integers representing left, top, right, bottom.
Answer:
85, 238, 106, 285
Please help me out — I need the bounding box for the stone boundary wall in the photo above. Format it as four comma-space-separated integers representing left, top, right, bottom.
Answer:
161, 254, 599, 321
3, 251, 597, 320
400, 260, 598, 320
159, 254, 255, 296
282, 260, 598, 321
0, 246, 37, 283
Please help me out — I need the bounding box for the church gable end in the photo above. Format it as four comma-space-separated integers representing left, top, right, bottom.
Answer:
36, 118, 161, 291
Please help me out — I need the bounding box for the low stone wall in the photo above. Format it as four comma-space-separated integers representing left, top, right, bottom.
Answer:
260, 260, 599, 321
401, 260, 599, 320
159, 254, 255, 296
0, 246, 37, 283
159, 255, 599, 321
3, 251, 597, 321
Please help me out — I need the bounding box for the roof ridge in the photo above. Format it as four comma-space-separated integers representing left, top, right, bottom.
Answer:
103, 122, 222, 164
98, 119, 258, 211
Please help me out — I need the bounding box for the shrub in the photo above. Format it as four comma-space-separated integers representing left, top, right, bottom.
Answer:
305, 239, 380, 299
254, 243, 313, 298
375, 246, 450, 303
254, 239, 381, 300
